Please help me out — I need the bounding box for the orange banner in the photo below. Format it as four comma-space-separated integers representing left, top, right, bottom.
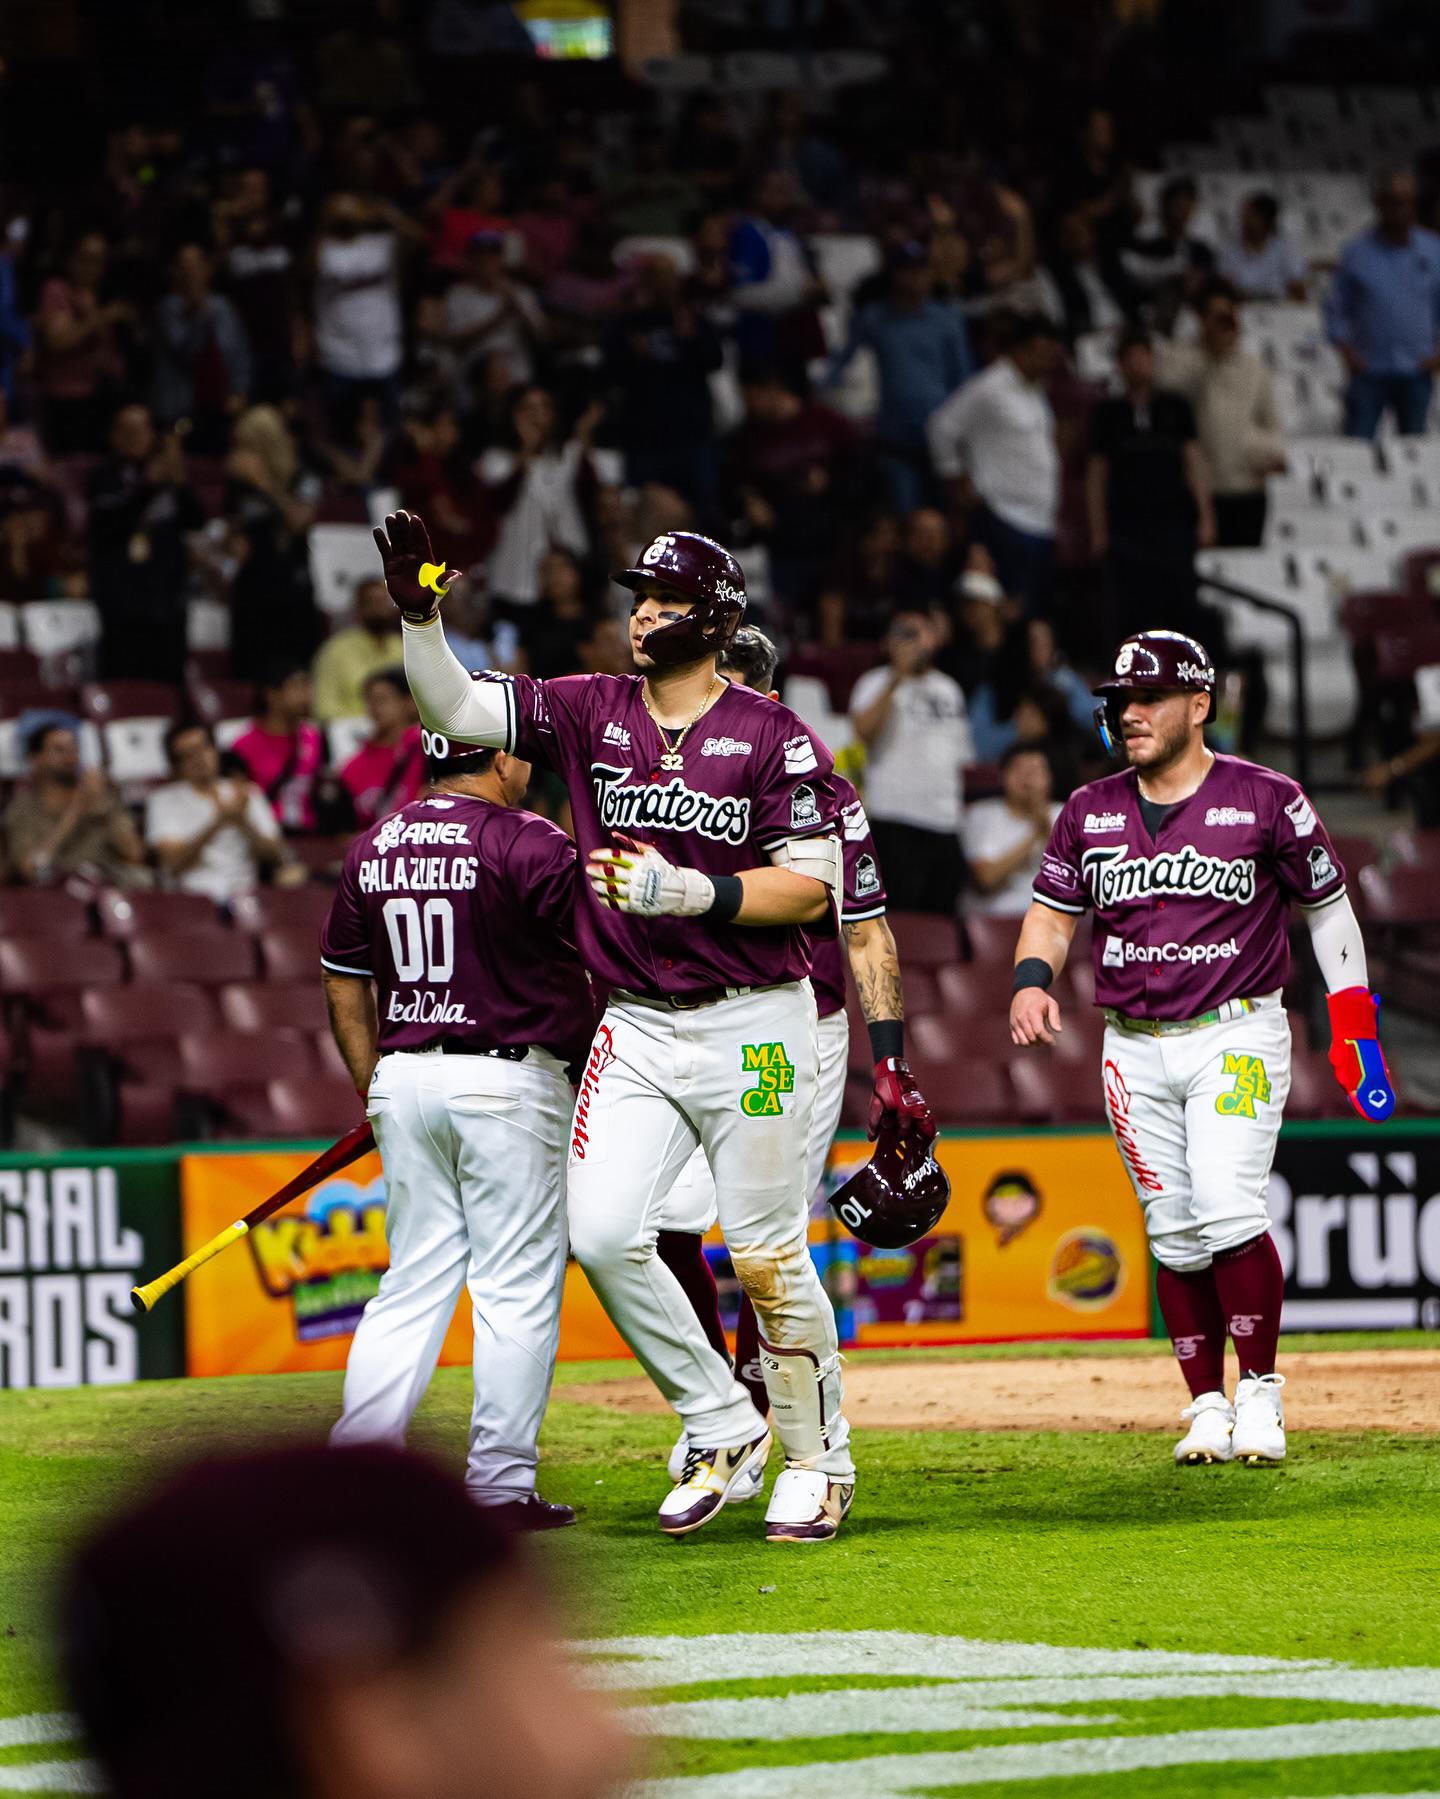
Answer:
181, 1131, 1144, 1378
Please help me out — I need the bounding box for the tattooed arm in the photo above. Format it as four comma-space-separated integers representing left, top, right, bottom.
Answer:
843, 915, 904, 1027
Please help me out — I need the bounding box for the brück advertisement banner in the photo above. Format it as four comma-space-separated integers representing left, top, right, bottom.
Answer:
0, 1153, 184, 1388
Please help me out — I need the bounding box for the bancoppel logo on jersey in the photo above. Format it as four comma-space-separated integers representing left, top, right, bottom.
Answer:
783, 735, 818, 775
1084, 811, 1127, 832
841, 799, 871, 841
790, 784, 822, 830
1205, 807, 1255, 826
602, 721, 631, 749
1285, 793, 1317, 838
1082, 844, 1257, 906
590, 764, 751, 845
854, 853, 881, 897
1101, 934, 1238, 967
700, 735, 752, 757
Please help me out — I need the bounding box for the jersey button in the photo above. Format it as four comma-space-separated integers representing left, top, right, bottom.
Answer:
663, 958, 674, 969
1157, 900, 1166, 909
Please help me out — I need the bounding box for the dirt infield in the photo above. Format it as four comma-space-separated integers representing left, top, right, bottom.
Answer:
556, 1349, 1440, 1434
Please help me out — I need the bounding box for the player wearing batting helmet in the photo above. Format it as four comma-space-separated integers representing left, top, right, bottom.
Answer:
1011, 629, 1393, 1467
383, 512, 867, 1544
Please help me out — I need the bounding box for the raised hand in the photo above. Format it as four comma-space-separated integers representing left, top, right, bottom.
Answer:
372, 510, 459, 622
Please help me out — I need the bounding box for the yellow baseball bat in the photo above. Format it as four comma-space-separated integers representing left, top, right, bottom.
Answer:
131, 1122, 376, 1314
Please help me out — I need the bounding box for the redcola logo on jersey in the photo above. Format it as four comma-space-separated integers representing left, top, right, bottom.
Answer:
1081, 844, 1257, 907
590, 762, 751, 845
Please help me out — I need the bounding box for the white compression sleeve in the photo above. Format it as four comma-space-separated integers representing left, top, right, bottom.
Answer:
400, 615, 510, 747
1303, 891, 1369, 992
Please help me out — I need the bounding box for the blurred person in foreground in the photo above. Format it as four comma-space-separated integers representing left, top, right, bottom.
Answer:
5, 721, 146, 887
59, 1444, 633, 1799
313, 576, 405, 721
146, 721, 285, 902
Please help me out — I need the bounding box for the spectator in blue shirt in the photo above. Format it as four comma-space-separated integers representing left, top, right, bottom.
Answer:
0, 239, 29, 414
828, 240, 973, 512
1325, 169, 1440, 438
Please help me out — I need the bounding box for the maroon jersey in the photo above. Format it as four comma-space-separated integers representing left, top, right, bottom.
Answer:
483, 671, 838, 998
320, 792, 595, 1063
809, 775, 889, 1019
1032, 754, 1346, 1019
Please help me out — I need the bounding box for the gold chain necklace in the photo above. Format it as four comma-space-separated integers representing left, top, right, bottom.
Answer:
643, 675, 719, 773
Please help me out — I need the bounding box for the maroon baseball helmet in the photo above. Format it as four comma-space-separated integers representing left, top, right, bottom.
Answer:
614, 531, 746, 666
1091, 629, 1215, 754
828, 1124, 951, 1249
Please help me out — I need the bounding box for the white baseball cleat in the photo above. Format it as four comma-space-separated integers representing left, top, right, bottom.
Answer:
658, 1431, 771, 1537
1174, 1390, 1234, 1465
1232, 1372, 1286, 1464
667, 1430, 765, 1502
764, 1466, 854, 1544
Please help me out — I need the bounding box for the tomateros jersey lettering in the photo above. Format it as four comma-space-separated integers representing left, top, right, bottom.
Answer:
1032, 754, 1345, 1018
492, 670, 839, 997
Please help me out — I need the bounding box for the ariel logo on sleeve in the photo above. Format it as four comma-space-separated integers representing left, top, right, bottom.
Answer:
1216, 1052, 1272, 1118
740, 1041, 795, 1115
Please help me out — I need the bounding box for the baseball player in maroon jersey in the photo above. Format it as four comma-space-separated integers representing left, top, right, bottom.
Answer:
1010, 630, 1394, 1466
320, 741, 597, 1528
654, 625, 927, 1490
384, 511, 931, 1542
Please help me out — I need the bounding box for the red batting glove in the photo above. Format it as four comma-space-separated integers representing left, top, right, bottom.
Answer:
868, 1057, 937, 1142
372, 509, 459, 621
1326, 987, 1396, 1122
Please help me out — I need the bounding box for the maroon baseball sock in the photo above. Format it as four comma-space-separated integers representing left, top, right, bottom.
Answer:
1155, 1262, 1228, 1398
732, 1296, 770, 1419
1212, 1230, 1284, 1378
654, 1230, 731, 1362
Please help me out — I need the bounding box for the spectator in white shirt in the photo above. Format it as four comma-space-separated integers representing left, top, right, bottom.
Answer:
424, 230, 546, 405
311, 193, 423, 440
1217, 193, 1308, 303
962, 742, 1061, 917
145, 722, 285, 904
927, 313, 1062, 616
850, 608, 974, 916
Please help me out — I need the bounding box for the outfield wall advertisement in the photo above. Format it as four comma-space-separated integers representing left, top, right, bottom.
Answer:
2, 1125, 1437, 1386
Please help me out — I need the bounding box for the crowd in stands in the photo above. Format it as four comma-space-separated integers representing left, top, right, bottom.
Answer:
0, 1, 1437, 1135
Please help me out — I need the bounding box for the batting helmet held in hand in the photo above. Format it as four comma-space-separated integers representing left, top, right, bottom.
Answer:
614, 531, 746, 666
828, 1124, 951, 1249
1091, 629, 1216, 755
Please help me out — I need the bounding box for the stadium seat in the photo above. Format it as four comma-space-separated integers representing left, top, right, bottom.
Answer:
80, 680, 179, 723
259, 926, 323, 983
95, 889, 228, 939
326, 716, 372, 766
0, 601, 19, 650
265, 1076, 366, 1138
285, 835, 351, 879
310, 524, 380, 618
100, 717, 174, 784
113, 1084, 181, 1146
1328, 834, 1380, 882
219, 981, 328, 1034
0, 890, 93, 938
1357, 865, 1440, 928
1389, 829, 1440, 871
179, 1031, 317, 1098
1006, 1056, 1100, 1124
229, 887, 333, 936
889, 912, 963, 970
1374, 622, 1440, 685
961, 914, 1022, 965
0, 673, 67, 716
0, 936, 125, 999
1339, 589, 1431, 649
313, 1030, 351, 1078
785, 644, 885, 715
186, 672, 253, 726
82, 982, 219, 1045
127, 930, 259, 987
904, 1054, 1013, 1124
933, 963, 1017, 1026
19, 600, 102, 664
900, 966, 941, 1018
1286, 1050, 1358, 1119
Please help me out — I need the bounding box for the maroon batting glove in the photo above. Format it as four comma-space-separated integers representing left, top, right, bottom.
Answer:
868, 1056, 936, 1142
372, 509, 459, 622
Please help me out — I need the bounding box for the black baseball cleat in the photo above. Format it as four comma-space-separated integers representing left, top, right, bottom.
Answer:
481, 1493, 577, 1531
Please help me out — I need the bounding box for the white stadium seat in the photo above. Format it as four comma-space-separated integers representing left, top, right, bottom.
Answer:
326, 716, 372, 767
186, 600, 231, 652
0, 602, 18, 651
366, 486, 400, 529
19, 600, 102, 660
1266, 511, 1360, 549
1362, 514, 1440, 558
102, 718, 172, 784
310, 524, 381, 619
215, 717, 250, 753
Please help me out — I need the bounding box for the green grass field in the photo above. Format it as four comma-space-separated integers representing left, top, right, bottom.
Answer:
2, 1340, 1439, 1796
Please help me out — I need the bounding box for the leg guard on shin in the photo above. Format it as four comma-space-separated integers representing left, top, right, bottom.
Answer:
757, 1335, 843, 1467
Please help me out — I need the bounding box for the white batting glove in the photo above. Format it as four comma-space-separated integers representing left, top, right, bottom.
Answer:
587, 842, 715, 917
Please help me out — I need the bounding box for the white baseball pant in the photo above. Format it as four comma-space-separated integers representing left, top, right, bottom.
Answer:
1100, 994, 1292, 1272
567, 981, 854, 1479
331, 1045, 572, 1502
661, 1007, 852, 1233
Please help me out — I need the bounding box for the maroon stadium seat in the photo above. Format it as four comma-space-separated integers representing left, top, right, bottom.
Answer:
840, 1074, 871, 1128
889, 911, 963, 971
1374, 621, 1440, 686
179, 1031, 316, 1097
114, 1084, 181, 1146
95, 888, 228, 939
0, 674, 67, 716
933, 963, 1018, 1023
1340, 588, 1431, 648
913, 1007, 1016, 1065
0, 890, 93, 939
82, 982, 219, 1044
219, 982, 328, 1035
186, 671, 253, 725
1402, 548, 1440, 603
259, 926, 323, 983
127, 930, 259, 987
1006, 1055, 1101, 1123
1390, 828, 1440, 872
265, 1076, 365, 1138
80, 679, 180, 723
901, 966, 941, 1017
0, 936, 125, 998
962, 914, 1022, 965
230, 887, 333, 936
1286, 1049, 1361, 1120
313, 1030, 351, 1078
1327, 834, 1380, 883
905, 1054, 1014, 1124
1357, 865, 1440, 927
785, 644, 884, 714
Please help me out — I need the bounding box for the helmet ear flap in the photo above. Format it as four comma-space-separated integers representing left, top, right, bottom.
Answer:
1094, 697, 1123, 757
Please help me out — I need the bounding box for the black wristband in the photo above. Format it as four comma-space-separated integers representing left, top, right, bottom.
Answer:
867, 1019, 904, 1062
707, 875, 744, 922
1012, 957, 1055, 995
